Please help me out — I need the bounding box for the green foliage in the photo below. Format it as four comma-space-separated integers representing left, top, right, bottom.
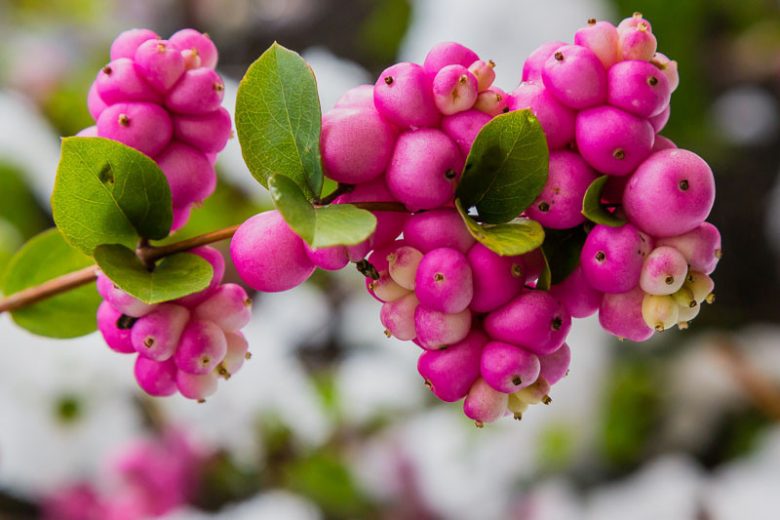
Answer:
52, 137, 172, 255
456, 200, 545, 256
2, 228, 100, 338
582, 176, 626, 227
542, 227, 588, 285
0, 162, 50, 240
93, 244, 212, 304
456, 110, 549, 224
358, 0, 413, 65
235, 43, 324, 199
269, 174, 376, 248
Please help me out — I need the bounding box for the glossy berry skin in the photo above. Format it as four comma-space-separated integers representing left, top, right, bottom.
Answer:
467, 243, 526, 313
134, 39, 186, 93
374, 62, 440, 128
97, 274, 157, 318
169, 29, 218, 69
166, 68, 225, 115
574, 20, 620, 69
96, 59, 159, 105
220, 331, 250, 377
403, 209, 475, 254
549, 265, 603, 318
441, 109, 492, 156
231, 210, 315, 293
320, 107, 396, 184
599, 287, 654, 342
653, 135, 677, 152
623, 149, 716, 238
156, 142, 216, 207
386, 128, 463, 211
538, 342, 571, 386
387, 246, 424, 290
480, 341, 541, 393
542, 44, 608, 110
652, 52, 679, 93
619, 23, 657, 61
176, 246, 226, 308
463, 378, 508, 425
576, 106, 655, 176
580, 224, 651, 293
87, 82, 107, 121
176, 371, 219, 401
134, 357, 177, 397
97, 301, 135, 354
305, 244, 350, 271
469, 59, 496, 92
334, 84, 375, 109
522, 41, 566, 82
526, 150, 597, 229
173, 107, 232, 154
414, 248, 473, 313
509, 82, 576, 150
414, 307, 472, 350
423, 42, 480, 77
380, 292, 418, 341
417, 329, 486, 402
174, 320, 228, 375
432, 65, 479, 115
639, 246, 688, 295
657, 223, 721, 274
607, 60, 671, 118
110, 29, 160, 60
97, 102, 173, 157
484, 291, 571, 356
131, 304, 190, 362
194, 284, 252, 332
650, 105, 671, 133
474, 87, 509, 117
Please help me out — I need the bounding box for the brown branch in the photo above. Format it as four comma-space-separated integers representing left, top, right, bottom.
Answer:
716, 337, 780, 422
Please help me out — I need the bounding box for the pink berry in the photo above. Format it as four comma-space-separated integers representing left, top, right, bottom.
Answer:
467, 243, 526, 313
334, 178, 407, 250
509, 82, 576, 149
575, 105, 655, 175
386, 128, 463, 211
599, 286, 654, 341
481, 341, 540, 393
618, 12, 653, 33
423, 42, 480, 77
110, 29, 160, 61
414, 248, 473, 313
366, 239, 407, 273
77, 126, 98, 137
135, 357, 177, 397
169, 29, 218, 69
374, 62, 440, 128
432, 65, 479, 115
657, 222, 721, 274
321, 107, 397, 184
484, 291, 571, 356
176, 370, 219, 401
87, 81, 107, 121
231, 210, 315, 292
651, 52, 679, 93
97, 102, 173, 157
538, 343, 571, 386
619, 22, 657, 61
131, 304, 190, 361
219, 331, 250, 377
542, 45, 608, 109
97, 301, 135, 354
640, 246, 689, 295
414, 307, 472, 350
194, 284, 252, 332
417, 329, 484, 403
334, 84, 375, 109
469, 59, 496, 91
607, 60, 671, 118
97, 273, 157, 317
463, 378, 508, 426
156, 141, 216, 207
134, 39, 186, 93
525, 150, 597, 229
649, 104, 671, 133
171, 204, 193, 232
96, 59, 159, 105
623, 149, 716, 238
522, 41, 566, 82
441, 109, 492, 156
387, 246, 424, 290
174, 320, 228, 374
367, 271, 409, 302
549, 265, 603, 318
305, 244, 350, 271
474, 87, 509, 117
166, 68, 225, 115
176, 246, 226, 308
173, 107, 232, 154
402, 209, 475, 254
653, 135, 677, 151
380, 292, 419, 341
580, 224, 652, 293
574, 20, 620, 69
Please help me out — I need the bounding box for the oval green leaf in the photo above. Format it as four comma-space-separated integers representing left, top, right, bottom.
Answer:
582, 175, 626, 227
456, 110, 549, 224
2, 228, 100, 338
52, 137, 173, 255
455, 199, 545, 256
269, 174, 376, 248
236, 42, 324, 199
94, 244, 212, 304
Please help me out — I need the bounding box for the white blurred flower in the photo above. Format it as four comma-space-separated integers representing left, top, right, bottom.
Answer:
164, 490, 321, 520
712, 86, 778, 146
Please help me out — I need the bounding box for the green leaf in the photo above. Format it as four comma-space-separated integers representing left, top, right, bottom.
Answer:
52, 137, 173, 255
235, 42, 324, 199
537, 249, 552, 291
456, 110, 549, 224
0, 162, 50, 240
582, 175, 626, 227
542, 227, 588, 285
93, 244, 212, 304
455, 199, 544, 256
269, 174, 376, 248
2, 228, 100, 338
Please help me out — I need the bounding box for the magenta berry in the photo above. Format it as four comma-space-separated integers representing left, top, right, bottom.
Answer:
639, 246, 689, 295
474, 87, 509, 117
97, 273, 157, 318
97, 102, 173, 157
380, 292, 419, 341
441, 109, 492, 156
432, 65, 479, 115
134, 39, 186, 93
469, 59, 496, 91
484, 291, 571, 356
110, 29, 160, 60
173, 107, 232, 154
538, 343, 571, 386
542, 44, 608, 109
480, 341, 541, 393
96, 301, 135, 354
414, 307, 472, 350
657, 223, 721, 274
580, 224, 651, 293
467, 243, 526, 313
156, 142, 216, 207
402, 209, 475, 254
305, 244, 350, 271
417, 329, 485, 402
576, 106, 655, 175
649, 104, 671, 133
463, 378, 508, 426
231, 210, 315, 293
334, 84, 375, 109
607, 60, 671, 118
176, 370, 219, 401
623, 149, 716, 237
386, 128, 463, 211
171, 204, 193, 232
522, 41, 566, 82
526, 150, 597, 229
423, 42, 480, 77
320, 107, 396, 184
653, 135, 677, 152
169, 29, 218, 69
414, 248, 473, 313
176, 246, 226, 307
549, 265, 602, 318
599, 287, 654, 341
175, 320, 228, 375
134, 357, 177, 397
131, 304, 190, 362
509, 82, 576, 149
619, 22, 657, 61
87, 82, 107, 121
574, 20, 620, 69
194, 284, 252, 332
96, 59, 159, 105
374, 62, 439, 128
166, 68, 225, 115
219, 331, 250, 378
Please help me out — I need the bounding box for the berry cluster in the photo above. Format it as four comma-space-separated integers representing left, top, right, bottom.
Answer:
97, 246, 252, 401
80, 28, 231, 230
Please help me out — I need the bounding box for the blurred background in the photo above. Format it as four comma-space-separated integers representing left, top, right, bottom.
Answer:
1, 0, 780, 518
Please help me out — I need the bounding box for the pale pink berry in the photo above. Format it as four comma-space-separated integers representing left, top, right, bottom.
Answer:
432, 65, 479, 115
334, 84, 375, 109
509, 82, 576, 149
97, 102, 173, 157
131, 304, 190, 361
166, 68, 225, 115
549, 265, 603, 318
218, 331, 250, 378
156, 142, 216, 207
169, 29, 218, 69
484, 291, 570, 356
97, 301, 135, 354
96, 59, 159, 105
414, 307, 472, 350
474, 87, 509, 117
305, 244, 350, 271
423, 42, 480, 77
642, 294, 679, 332
522, 41, 566, 82
231, 210, 315, 292
463, 378, 508, 426
467, 243, 526, 313
386, 128, 463, 211
617, 12, 653, 33
380, 292, 418, 341
110, 28, 160, 60
402, 209, 475, 254
417, 329, 486, 402
657, 222, 721, 274
575, 106, 655, 175
580, 224, 652, 293
441, 109, 492, 156
176, 246, 226, 308
538, 343, 571, 386
651, 52, 679, 93
87, 81, 107, 121
134, 39, 186, 92
624, 149, 716, 237
176, 370, 219, 401
387, 245, 424, 290
173, 107, 232, 154
575, 20, 620, 69
619, 22, 657, 61
97, 273, 157, 317
175, 320, 227, 374
181, 48, 202, 70
639, 246, 688, 295
374, 62, 440, 128
366, 239, 407, 273
649, 104, 671, 133
599, 287, 654, 341
469, 59, 496, 91
481, 341, 541, 393
135, 357, 177, 397
367, 271, 409, 302
77, 126, 98, 137
608, 60, 671, 118
542, 45, 608, 109
321, 107, 396, 184
194, 284, 252, 332
414, 248, 473, 313
526, 150, 597, 229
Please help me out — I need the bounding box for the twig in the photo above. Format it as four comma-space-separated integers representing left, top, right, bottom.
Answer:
716, 337, 780, 421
